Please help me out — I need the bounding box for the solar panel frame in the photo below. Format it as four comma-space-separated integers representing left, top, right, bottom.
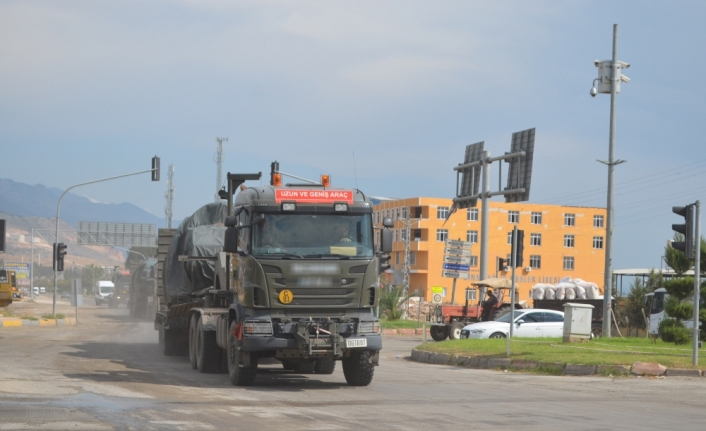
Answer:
456, 141, 484, 208
505, 128, 535, 203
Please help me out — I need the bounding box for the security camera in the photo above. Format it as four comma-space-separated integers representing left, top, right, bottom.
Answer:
594, 59, 599, 66
620, 74, 630, 83
590, 86, 597, 97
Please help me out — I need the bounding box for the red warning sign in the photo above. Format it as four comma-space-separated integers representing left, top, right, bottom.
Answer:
275, 189, 353, 204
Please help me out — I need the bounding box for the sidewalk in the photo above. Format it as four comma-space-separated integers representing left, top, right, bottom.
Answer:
0, 316, 77, 327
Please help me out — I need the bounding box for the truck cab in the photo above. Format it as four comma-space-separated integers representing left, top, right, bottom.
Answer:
0, 270, 17, 307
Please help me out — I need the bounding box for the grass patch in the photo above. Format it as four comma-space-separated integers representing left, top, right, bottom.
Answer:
40, 313, 65, 320
0, 308, 17, 317
415, 337, 703, 369
381, 318, 423, 329
20, 316, 39, 321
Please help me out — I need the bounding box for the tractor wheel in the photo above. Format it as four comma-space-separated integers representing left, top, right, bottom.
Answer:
430, 325, 449, 341
591, 325, 603, 339
448, 322, 465, 340
227, 321, 258, 386
314, 358, 336, 374
491, 306, 511, 321
342, 351, 375, 386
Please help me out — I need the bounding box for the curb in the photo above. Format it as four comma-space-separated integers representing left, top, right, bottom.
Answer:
0, 318, 77, 328
409, 349, 705, 377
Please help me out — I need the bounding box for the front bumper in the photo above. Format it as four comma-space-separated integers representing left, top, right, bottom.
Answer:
243, 333, 382, 352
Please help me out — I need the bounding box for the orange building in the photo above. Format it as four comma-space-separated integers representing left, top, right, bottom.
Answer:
374, 197, 607, 304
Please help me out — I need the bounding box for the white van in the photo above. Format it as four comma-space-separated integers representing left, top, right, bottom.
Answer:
39, 287, 46, 294
33, 286, 39, 295
95, 281, 115, 306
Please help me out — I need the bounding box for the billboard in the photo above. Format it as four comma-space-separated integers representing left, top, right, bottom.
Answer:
77, 222, 157, 247
4, 262, 30, 287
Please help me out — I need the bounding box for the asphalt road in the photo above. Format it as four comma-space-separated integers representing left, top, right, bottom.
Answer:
1, 299, 705, 430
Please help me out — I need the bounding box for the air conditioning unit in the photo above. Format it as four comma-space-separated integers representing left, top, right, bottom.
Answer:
525, 267, 532, 272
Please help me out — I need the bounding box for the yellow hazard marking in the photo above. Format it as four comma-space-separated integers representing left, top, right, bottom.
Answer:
279, 289, 294, 304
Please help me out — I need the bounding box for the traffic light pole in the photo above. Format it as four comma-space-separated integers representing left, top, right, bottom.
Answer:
52, 166, 160, 316
693, 201, 701, 366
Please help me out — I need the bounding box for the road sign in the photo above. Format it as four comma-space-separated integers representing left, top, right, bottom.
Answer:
443, 263, 470, 272
446, 240, 472, 248
431, 286, 444, 304
444, 255, 471, 265
442, 270, 470, 280
444, 247, 471, 256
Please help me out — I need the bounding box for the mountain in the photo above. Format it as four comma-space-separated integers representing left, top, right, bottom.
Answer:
0, 178, 165, 228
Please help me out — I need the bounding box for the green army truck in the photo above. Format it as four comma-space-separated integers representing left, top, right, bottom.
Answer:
128, 257, 159, 320
155, 169, 393, 386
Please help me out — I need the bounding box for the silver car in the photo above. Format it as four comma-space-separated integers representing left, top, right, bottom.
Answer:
460, 309, 564, 339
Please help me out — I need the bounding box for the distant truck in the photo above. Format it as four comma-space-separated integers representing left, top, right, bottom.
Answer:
0, 269, 17, 307
94, 281, 114, 306
427, 278, 526, 341
155, 169, 392, 386
109, 269, 131, 309
129, 258, 159, 320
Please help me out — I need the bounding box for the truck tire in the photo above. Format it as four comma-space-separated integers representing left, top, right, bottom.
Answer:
294, 361, 316, 374
281, 360, 297, 371
342, 351, 374, 386
189, 315, 198, 369
159, 326, 183, 356
492, 306, 511, 321
314, 358, 336, 374
448, 322, 465, 340
227, 321, 258, 386
430, 325, 449, 341
196, 317, 221, 373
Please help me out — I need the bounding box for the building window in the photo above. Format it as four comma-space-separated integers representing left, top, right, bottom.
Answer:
530, 255, 541, 269
594, 215, 604, 228
470, 256, 478, 267
409, 252, 416, 265
508, 211, 519, 223
396, 208, 400, 220
467, 208, 478, 221
437, 229, 448, 242
530, 233, 542, 246
400, 228, 408, 242
393, 229, 398, 242
507, 231, 513, 244
563, 256, 574, 270
401, 207, 409, 219
564, 234, 575, 248
437, 206, 449, 220
467, 230, 478, 243
531, 212, 542, 224
564, 213, 575, 226
412, 229, 422, 241
395, 252, 400, 265
466, 289, 477, 301
593, 236, 604, 249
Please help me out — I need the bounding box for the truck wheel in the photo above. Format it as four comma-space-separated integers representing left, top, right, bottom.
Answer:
196, 317, 221, 373
314, 358, 336, 374
342, 351, 374, 386
227, 321, 258, 386
294, 361, 316, 374
448, 322, 465, 340
189, 315, 198, 369
281, 360, 297, 371
159, 326, 181, 356
430, 325, 449, 341
492, 306, 511, 321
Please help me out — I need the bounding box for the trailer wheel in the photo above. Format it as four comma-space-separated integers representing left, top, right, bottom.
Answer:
196, 317, 221, 373
159, 326, 183, 356
314, 358, 336, 374
281, 360, 297, 371
295, 361, 316, 374
430, 325, 449, 341
188, 315, 198, 369
227, 321, 258, 386
342, 350, 375, 386
448, 322, 465, 340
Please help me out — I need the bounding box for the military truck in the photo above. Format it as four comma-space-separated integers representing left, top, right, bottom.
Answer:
108, 269, 131, 308
155, 169, 393, 386
427, 278, 526, 341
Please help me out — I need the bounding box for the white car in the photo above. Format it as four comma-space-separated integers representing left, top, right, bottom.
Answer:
459, 309, 564, 339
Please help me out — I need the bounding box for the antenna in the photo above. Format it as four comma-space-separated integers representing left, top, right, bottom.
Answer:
214, 137, 227, 202
164, 164, 175, 228
353, 151, 359, 190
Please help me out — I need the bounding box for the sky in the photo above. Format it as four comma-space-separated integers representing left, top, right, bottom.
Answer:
1, 1, 705, 272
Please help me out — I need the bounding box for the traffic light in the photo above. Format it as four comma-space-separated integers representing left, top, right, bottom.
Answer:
270, 161, 280, 186
151, 156, 160, 181
672, 205, 695, 259
497, 257, 507, 273
0, 219, 5, 252
53, 242, 68, 272
512, 229, 525, 267
378, 253, 391, 274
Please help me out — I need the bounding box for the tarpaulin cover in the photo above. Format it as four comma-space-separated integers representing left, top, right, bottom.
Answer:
164, 202, 228, 302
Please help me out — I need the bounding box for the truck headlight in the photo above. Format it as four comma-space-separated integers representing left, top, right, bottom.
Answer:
470, 329, 486, 334
243, 320, 273, 335
358, 321, 381, 334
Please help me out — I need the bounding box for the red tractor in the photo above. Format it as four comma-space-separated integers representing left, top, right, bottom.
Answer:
427, 278, 525, 341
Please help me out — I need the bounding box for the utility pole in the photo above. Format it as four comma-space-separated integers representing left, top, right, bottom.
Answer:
400, 209, 421, 297
214, 137, 227, 202
164, 164, 175, 228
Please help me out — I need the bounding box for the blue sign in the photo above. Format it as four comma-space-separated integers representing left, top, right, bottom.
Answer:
443, 263, 470, 272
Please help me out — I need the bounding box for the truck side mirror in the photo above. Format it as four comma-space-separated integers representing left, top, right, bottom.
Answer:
381, 229, 392, 253
224, 226, 239, 253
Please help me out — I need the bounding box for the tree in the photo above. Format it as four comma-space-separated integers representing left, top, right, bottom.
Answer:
664, 233, 692, 276
625, 278, 648, 333
81, 265, 104, 295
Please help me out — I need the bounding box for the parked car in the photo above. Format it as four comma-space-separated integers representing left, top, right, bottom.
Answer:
61, 292, 70, 300
459, 309, 564, 339
39, 287, 46, 294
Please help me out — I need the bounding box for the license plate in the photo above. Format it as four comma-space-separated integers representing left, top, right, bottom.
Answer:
346, 338, 367, 348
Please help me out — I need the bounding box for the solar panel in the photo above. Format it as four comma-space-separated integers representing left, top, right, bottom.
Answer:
505, 128, 535, 203
456, 141, 484, 208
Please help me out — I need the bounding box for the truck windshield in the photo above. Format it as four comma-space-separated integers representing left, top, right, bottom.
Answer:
252, 213, 374, 259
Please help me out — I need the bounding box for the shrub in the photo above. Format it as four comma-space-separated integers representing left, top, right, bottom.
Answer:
379, 286, 407, 321
672, 326, 691, 345
658, 318, 682, 343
